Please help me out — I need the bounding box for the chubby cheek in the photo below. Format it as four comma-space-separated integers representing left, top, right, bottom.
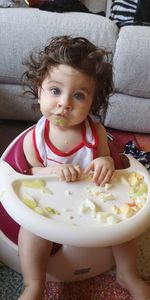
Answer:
38, 100, 50, 117
75, 106, 92, 123
81, 111, 90, 121
81, 99, 93, 115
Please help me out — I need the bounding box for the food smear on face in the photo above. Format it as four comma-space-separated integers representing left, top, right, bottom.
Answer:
52, 116, 68, 127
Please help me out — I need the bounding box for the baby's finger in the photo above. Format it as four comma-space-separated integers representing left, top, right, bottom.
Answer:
59, 169, 66, 181
84, 163, 93, 175
99, 169, 113, 186
92, 167, 103, 185
69, 166, 80, 181
63, 168, 74, 182
74, 165, 82, 178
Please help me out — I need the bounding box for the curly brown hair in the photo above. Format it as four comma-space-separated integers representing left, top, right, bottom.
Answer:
22, 35, 113, 119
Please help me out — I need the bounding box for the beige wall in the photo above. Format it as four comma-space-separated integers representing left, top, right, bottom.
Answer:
81, 1, 111, 16
106, 0, 111, 17
81, 0, 107, 13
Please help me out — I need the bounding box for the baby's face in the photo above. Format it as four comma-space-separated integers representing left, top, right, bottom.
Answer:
38, 64, 95, 128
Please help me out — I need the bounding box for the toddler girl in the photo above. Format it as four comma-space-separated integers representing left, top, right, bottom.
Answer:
19, 35, 150, 300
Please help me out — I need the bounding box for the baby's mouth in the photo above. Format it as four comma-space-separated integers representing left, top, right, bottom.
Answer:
52, 115, 69, 126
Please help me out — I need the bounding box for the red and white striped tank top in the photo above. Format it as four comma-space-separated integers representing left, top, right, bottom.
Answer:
32, 116, 98, 169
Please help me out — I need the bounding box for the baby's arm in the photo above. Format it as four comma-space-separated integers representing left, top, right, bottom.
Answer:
84, 123, 114, 186
23, 130, 81, 181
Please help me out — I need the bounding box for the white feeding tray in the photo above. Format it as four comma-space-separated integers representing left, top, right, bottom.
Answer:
0, 155, 150, 247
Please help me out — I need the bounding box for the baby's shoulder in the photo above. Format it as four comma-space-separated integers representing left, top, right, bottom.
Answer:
23, 128, 34, 150
90, 118, 106, 134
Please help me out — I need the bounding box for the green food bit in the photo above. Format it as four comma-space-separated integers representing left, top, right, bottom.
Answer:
22, 179, 45, 189
45, 207, 60, 215
34, 206, 45, 215
22, 196, 37, 209
130, 183, 148, 197
137, 183, 148, 195
81, 204, 90, 213
40, 187, 53, 195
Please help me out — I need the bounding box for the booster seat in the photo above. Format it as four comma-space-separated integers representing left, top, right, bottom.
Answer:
0, 126, 149, 282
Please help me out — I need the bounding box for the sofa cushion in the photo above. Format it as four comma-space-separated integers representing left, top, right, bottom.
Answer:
113, 25, 150, 98
104, 93, 150, 133
0, 84, 41, 121
0, 8, 118, 85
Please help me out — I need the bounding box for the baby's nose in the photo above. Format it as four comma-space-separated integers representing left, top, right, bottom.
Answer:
57, 98, 72, 110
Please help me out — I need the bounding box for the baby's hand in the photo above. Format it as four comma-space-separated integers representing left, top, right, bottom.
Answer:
52, 164, 81, 182
84, 157, 115, 186
31, 164, 81, 182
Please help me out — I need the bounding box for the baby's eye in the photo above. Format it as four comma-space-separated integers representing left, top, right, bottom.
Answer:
50, 88, 61, 96
74, 93, 85, 101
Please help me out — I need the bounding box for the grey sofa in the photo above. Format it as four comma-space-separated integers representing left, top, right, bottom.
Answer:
0, 6, 150, 150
